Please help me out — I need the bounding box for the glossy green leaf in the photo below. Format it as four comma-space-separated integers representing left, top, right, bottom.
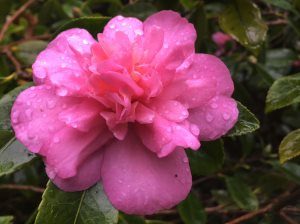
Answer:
0, 216, 13, 224
55, 16, 110, 38
121, 2, 157, 20
265, 73, 300, 113
227, 102, 260, 137
279, 129, 300, 163
118, 214, 144, 224
0, 82, 33, 130
225, 176, 259, 211
0, 138, 36, 177
178, 192, 206, 224
279, 162, 300, 184
187, 140, 224, 176
0, 130, 13, 148
263, 0, 296, 12
13, 40, 48, 67
265, 48, 297, 79
35, 181, 118, 224
219, 0, 267, 54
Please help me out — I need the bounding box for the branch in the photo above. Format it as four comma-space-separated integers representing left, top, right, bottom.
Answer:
0, 0, 37, 42
0, 184, 44, 193
225, 189, 300, 224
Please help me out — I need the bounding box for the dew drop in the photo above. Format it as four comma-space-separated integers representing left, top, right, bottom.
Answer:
210, 103, 218, 109
183, 157, 188, 163
57, 88, 68, 96
82, 39, 89, 45
47, 100, 56, 109
53, 136, 60, 143
134, 29, 143, 36
190, 124, 199, 136
223, 113, 231, 120
163, 43, 169, 49
109, 24, 115, 29
27, 131, 35, 140
206, 113, 214, 122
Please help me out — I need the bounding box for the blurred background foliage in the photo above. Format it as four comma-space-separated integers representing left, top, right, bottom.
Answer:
0, 0, 300, 223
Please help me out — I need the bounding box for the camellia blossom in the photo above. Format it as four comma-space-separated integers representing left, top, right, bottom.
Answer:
11, 11, 238, 215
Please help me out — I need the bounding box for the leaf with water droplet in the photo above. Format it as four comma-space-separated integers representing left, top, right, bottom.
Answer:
0, 83, 33, 131
35, 181, 118, 224
227, 101, 260, 137
0, 138, 36, 177
265, 73, 300, 113
219, 0, 267, 55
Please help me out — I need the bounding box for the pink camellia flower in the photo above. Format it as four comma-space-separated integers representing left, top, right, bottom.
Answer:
11, 11, 238, 214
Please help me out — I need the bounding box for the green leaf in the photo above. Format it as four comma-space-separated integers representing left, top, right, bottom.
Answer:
265, 48, 297, 79
13, 41, 48, 67
0, 138, 36, 177
279, 129, 300, 164
219, 0, 268, 54
35, 181, 118, 224
225, 176, 259, 211
0, 216, 13, 224
121, 2, 157, 20
178, 192, 206, 224
277, 162, 300, 184
227, 102, 260, 137
0, 82, 33, 131
262, 0, 297, 12
187, 140, 224, 176
0, 130, 13, 148
55, 16, 110, 38
265, 73, 300, 113
118, 214, 144, 224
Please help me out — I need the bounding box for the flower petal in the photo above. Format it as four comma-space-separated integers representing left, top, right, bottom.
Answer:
32, 28, 96, 96
176, 54, 234, 108
136, 115, 200, 157
144, 10, 196, 84
101, 133, 192, 215
11, 85, 112, 179
103, 15, 143, 43
188, 96, 238, 141
49, 149, 103, 192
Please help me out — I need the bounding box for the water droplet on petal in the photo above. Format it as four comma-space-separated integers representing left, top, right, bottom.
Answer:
56, 88, 68, 96
206, 113, 214, 122
109, 24, 115, 29
183, 157, 188, 163
47, 100, 56, 109
190, 124, 199, 135
27, 131, 36, 140
223, 113, 231, 120
211, 103, 218, 109
134, 29, 143, 36
53, 136, 60, 143
163, 43, 169, 49
82, 39, 89, 45
12, 111, 20, 124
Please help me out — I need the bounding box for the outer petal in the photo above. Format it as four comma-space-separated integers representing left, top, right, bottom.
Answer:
175, 54, 234, 108
103, 15, 143, 43
143, 10, 196, 84
101, 133, 192, 215
49, 149, 103, 192
32, 28, 96, 96
189, 96, 238, 141
11, 85, 112, 180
